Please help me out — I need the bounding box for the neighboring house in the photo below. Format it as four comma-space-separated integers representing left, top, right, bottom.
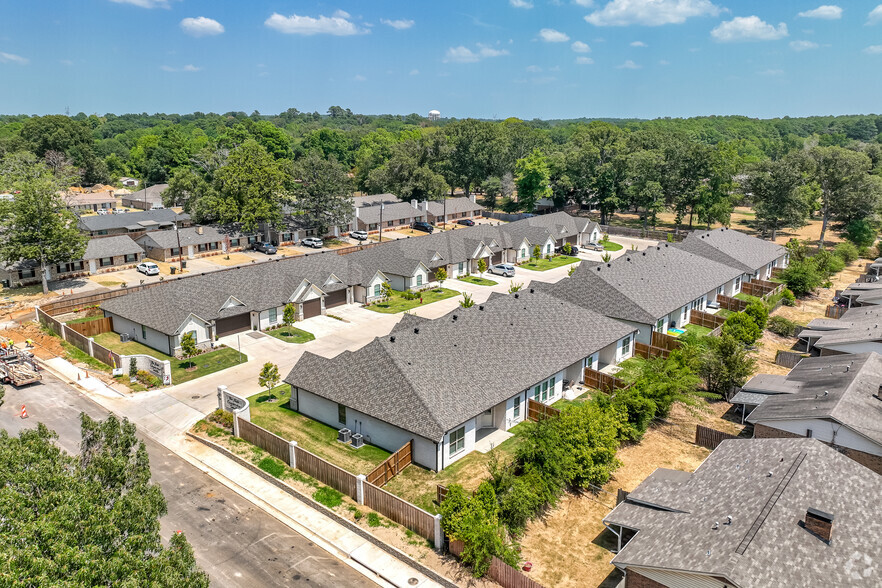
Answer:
346, 244, 431, 292
544, 244, 744, 344
729, 373, 804, 424
604, 438, 882, 588
284, 289, 638, 470
119, 177, 140, 187
510, 213, 601, 249
78, 209, 190, 238
676, 227, 789, 282
100, 251, 388, 354
352, 200, 427, 233
352, 193, 398, 208
424, 196, 485, 225
746, 352, 882, 474
799, 305, 882, 356
136, 226, 224, 261
65, 191, 118, 212
120, 184, 169, 210
836, 281, 882, 307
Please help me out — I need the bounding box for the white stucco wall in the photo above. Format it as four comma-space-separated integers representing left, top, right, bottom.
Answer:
757, 418, 882, 456
405, 265, 430, 290
385, 274, 407, 292
172, 315, 212, 350
440, 417, 476, 470
257, 306, 286, 331
107, 312, 173, 356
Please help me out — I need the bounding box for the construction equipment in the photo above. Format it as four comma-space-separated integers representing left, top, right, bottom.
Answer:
0, 347, 42, 386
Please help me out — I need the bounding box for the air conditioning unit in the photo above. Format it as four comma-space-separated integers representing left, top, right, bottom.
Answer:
337, 428, 351, 443
120, 333, 131, 342
351, 433, 364, 449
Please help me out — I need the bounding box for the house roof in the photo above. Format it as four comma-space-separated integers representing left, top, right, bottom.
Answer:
78, 209, 188, 233
746, 352, 882, 446
604, 438, 882, 587
121, 183, 168, 205
425, 197, 485, 217
65, 191, 117, 206
544, 244, 744, 324
285, 289, 636, 440
676, 228, 787, 274
355, 201, 423, 225
353, 193, 399, 208
83, 235, 143, 260
136, 226, 223, 250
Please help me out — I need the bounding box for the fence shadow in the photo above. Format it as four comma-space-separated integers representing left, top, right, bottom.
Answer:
598, 569, 624, 588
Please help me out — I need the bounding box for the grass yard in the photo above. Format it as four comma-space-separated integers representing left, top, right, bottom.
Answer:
681, 323, 713, 337
92, 332, 246, 384
65, 315, 105, 325
715, 309, 734, 319
248, 385, 390, 474
600, 239, 623, 251
552, 392, 592, 410
456, 275, 498, 286
735, 292, 763, 304
366, 287, 459, 314
520, 255, 580, 272
266, 326, 315, 344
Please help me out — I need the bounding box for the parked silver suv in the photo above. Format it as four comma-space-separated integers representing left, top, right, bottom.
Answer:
301, 237, 324, 248
489, 263, 516, 277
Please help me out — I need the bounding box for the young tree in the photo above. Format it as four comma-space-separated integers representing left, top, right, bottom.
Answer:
477, 258, 488, 277
0, 158, 88, 294
282, 303, 297, 328
532, 244, 542, 260
721, 312, 762, 346
380, 281, 393, 300
743, 300, 769, 331
562, 242, 573, 256
508, 282, 523, 294
780, 258, 823, 297
514, 149, 551, 212
699, 335, 756, 400
434, 266, 447, 288
460, 293, 475, 308
180, 332, 198, 368
258, 362, 280, 401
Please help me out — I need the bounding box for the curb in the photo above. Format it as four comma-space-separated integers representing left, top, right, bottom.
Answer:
187, 432, 459, 588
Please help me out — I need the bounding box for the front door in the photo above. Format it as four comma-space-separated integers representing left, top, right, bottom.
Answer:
478, 409, 493, 429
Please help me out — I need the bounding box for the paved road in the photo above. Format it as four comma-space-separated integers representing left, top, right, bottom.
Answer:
0, 375, 373, 588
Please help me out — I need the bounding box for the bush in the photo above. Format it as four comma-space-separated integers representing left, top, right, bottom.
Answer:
768, 316, 802, 337
780, 259, 823, 297
313, 486, 343, 509
401, 290, 419, 301
813, 249, 845, 277
782, 289, 796, 306
135, 370, 161, 388
842, 219, 877, 248
610, 389, 657, 442
743, 301, 769, 331
722, 312, 762, 346
207, 409, 234, 430
699, 334, 756, 399
257, 456, 286, 478
367, 512, 381, 527
833, 241, 859, 263
490, 465, 548, 535
616, 351, 704, 418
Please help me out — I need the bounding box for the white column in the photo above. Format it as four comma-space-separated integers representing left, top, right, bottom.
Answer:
60, 322, 68, 342
288, 440, 298, 469
434, 514, 443, 551
87, 337, 94, 356
356, 474, 366, 505
232, 410, 240, 437
217, 385, 228, 411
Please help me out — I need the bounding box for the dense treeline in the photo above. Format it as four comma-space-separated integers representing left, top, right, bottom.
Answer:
2, 108, 882, 240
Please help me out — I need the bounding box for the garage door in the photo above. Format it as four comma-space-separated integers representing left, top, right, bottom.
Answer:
215, 313, 250, 337
325, 289, 347, 308
302, 298, 322, 319
492, 252, 503, 265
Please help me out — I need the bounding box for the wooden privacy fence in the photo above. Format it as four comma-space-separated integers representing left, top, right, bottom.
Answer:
67, 316, 114, 337
437, 484, 448, 505
651, 330, 682, 351
825, 305, 847, 319
449, 541, 546, 588
716, 294, 747, 312
363, 481, 437, 540
584, 367, 631, 394
742, 279, 780, 299
695, 425, 739, 450
238, 418, 291, 464
366, 440, 413, 486
37, 307, 122, 369
294, 445, 359, 500
689, 310, 726, 330
775, 350, 808, 369
634, 341, 670, 360
527, 398, 561, 421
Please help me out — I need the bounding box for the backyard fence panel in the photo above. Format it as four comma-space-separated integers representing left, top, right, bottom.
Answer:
294, 445, 358, 499
634, 341, 670, 360
775, 350, 808, 369
436, 484, 448, 505
64, 327, 92, 356
67, 316, 114, 337
689, 310, 726, 330
238, 419, 291, 465
597, 224, 685, 242
716, 294, 747, 313
695, 425, 739, 450
527, 398, 561, 422
366, 440, 413, 486
36, 307, 62, 336
583, 367, 631, 394
90, 342, 120, 369
825, 305, 847, 319
363, 482, 436, 541
40, 283, 164, 316
650, 330, 682, 351
449, 541, 547, 588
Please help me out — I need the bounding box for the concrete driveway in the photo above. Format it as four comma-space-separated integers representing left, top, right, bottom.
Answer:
577, 236, 659, 263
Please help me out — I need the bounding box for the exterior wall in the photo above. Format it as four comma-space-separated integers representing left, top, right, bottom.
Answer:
502, 391, 528, 431
525, 369, 565, 405
107, 312, 173, 356
385, 273, 407, 292
615, 333, 636, 363
625, 570, 668, 588
626, 568, 730, 588
88, 253, 142, 275
821, 341, 882, 356
405, 265, 430, 290
365, 273, 387, 302
293, 388, 439, 469
754, 422, 882, 475
257, 305, 286, 331
441, 417, 477, 469
171, 315, 212, 351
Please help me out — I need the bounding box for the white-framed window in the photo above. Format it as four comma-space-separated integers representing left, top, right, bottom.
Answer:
546, 244, 552, 255
656, 318, 665, 332
513, 395, 521, 419
449, 426, 465, 456
374, 284, 381, 297
416, 274, 423, 287
533, 384, 541, 402
521, 248, 526, 258
681, 306, 688, 324
458, 262, 464, 274
734, 276, 742, 293
269, 307, 277, 323
620, 334, 632, 359
338, 403, 346, 425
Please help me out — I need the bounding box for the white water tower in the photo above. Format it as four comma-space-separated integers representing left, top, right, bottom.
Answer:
428, 109, 440, 121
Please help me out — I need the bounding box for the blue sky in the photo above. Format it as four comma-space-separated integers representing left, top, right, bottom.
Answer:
2, 1, 882, 119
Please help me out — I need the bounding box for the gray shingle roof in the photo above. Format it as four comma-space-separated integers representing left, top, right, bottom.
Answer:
285, 289, 636, 440
83, 235, 143, 260
78, 209, 189, 232
605, 438, 882, 587
425, 197, 485, 217
355, 201, 423, 225
136, 226, 224, 250
353, 193, 398, 207
677, 228, 786, 274
121, 183, 168, 206
746, 352, 882, 446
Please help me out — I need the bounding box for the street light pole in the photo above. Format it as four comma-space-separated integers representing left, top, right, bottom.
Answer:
175, 219, 183, 273
379, 203, 384, 243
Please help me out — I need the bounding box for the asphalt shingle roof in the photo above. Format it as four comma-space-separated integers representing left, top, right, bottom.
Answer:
355, 201, 423, 225
78, 209, 189, 233
285, 289, 636, 440
425, 197, 485, 217
605, 438, 882, 587
83, 235, 143, 260
136, 226, 224, 250
677, 228, 786, 274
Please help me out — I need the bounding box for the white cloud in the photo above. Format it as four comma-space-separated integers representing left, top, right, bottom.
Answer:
790, 40, 819, 51
180, 17, 224, 37
443, 44, 510, 63
510, 0, 534, 8
711, 16, 788, 42
759, 68, 784, 76
585, 0, 720, 26
265, 11, 365, 35
572, 0, 594, 6
161, 64, 200, 72
575, 56, 595, 64
868, 5, 882, 24
526, 65, 543, 72
0, 52, 29, 65
863, 44, 882, 54
409, 69, 420, 75
539, 28, 570, 42
571, 40, 591, 52
797, 5, 842, 20
381, 18, 414, 30
617, 59, 641, 69
630, 40, 647, 46
109, 0, 170, 7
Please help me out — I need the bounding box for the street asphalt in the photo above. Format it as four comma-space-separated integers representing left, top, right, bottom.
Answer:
0, 374, 373, 587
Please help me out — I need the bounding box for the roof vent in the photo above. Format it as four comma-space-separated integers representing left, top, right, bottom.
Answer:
389, 336, 396, 343
529, 288, 534, 294
642, 252, 646, 256
712, 521, 719, 530
479, 305, 484, 311
597, 266, 601, 271
514, 293, 519, 299
414, 328, 420, 334
607, 264, 611, 268
805, 508, 834, 543
452, 314, 458, 321
626, 257, 630, 262
767, 471, 773, 477
726, 515, 732, 525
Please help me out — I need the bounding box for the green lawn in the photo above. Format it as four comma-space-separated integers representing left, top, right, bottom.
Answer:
248, 385, 390, 474
682, 323, 713, 337
65, 315, 105, 325
266, 326, 315, 344
92, 332, 246, 385
366, 287, 459, 314
552, 392, 592, 410
600, 239, 623, 251
716, 309, 734, 319
457, 275, 498, 286
520, 255, 580, 271
735, 292, 763, 304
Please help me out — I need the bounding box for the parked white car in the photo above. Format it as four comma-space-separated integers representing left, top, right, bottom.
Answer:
350, 230, 368, 241
302, 237, 324, 248
136, 262, 160, 276
489, 263, 516, 277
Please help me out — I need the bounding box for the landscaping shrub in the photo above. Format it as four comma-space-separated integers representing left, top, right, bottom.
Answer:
366, 512, 381, 527
489, 464, 547, 535
313, 486, 343, 509
608, 389, 657, 442
617, 351, 704, 417
780, 259, 823, 297
207, 409, 234, 430
768, 316, 802, 337
744, 301, 769, 331
135, 370, 161, 388
721, 312, 762, 346
842, 219, 877, 248
257, 456, 286, 478
552, 402, 621, 489
813, 249, 845, 277
833, 241, 859, 263
698, 334, 756, 400
401, 290, 419, 301
782, 288, 796, 306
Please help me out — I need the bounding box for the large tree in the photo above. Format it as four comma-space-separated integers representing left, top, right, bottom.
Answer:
741, 153, 812, 240
514, 149, 551, 212
810, 146, 878, 247
0, 156, 88, 293
0, 415, 209, 587
365, 133, 449, 200
19, 115, 108, 184
292, 151, 354, 236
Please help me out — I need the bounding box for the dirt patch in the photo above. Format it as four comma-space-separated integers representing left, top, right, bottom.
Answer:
204, 253, 255, 267
0, 322, 66, 359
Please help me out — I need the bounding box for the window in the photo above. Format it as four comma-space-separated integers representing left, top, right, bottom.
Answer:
19, 268, 36, 279
57, 261, 84, 273
171, 247, 181, 256
681, 306, 688, 324
283, 233, 292, 241
124, 254, 137, 263
230, 238, 240, 247
269, 307, 277, 323
416, 274, 423, 287
100, 257, 113, 267
734, 276, 742, 293
513, 395, 521, 419
717, 285, 724, 299
387, 220, 394, 227
141, 325, 147, 339
546, 244, 552, 255
96, 230, 108, 236
656, 318, 665, 332
521, 248, 526, 258
374, 283, 381, 297
621, 335, 632, 358
337, 403, 346, 425
458, 262, 464, 274
541, 380, 549, 401
533, 384, 541, 402
449, 426, 465, 456
369, 223, 378, 231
